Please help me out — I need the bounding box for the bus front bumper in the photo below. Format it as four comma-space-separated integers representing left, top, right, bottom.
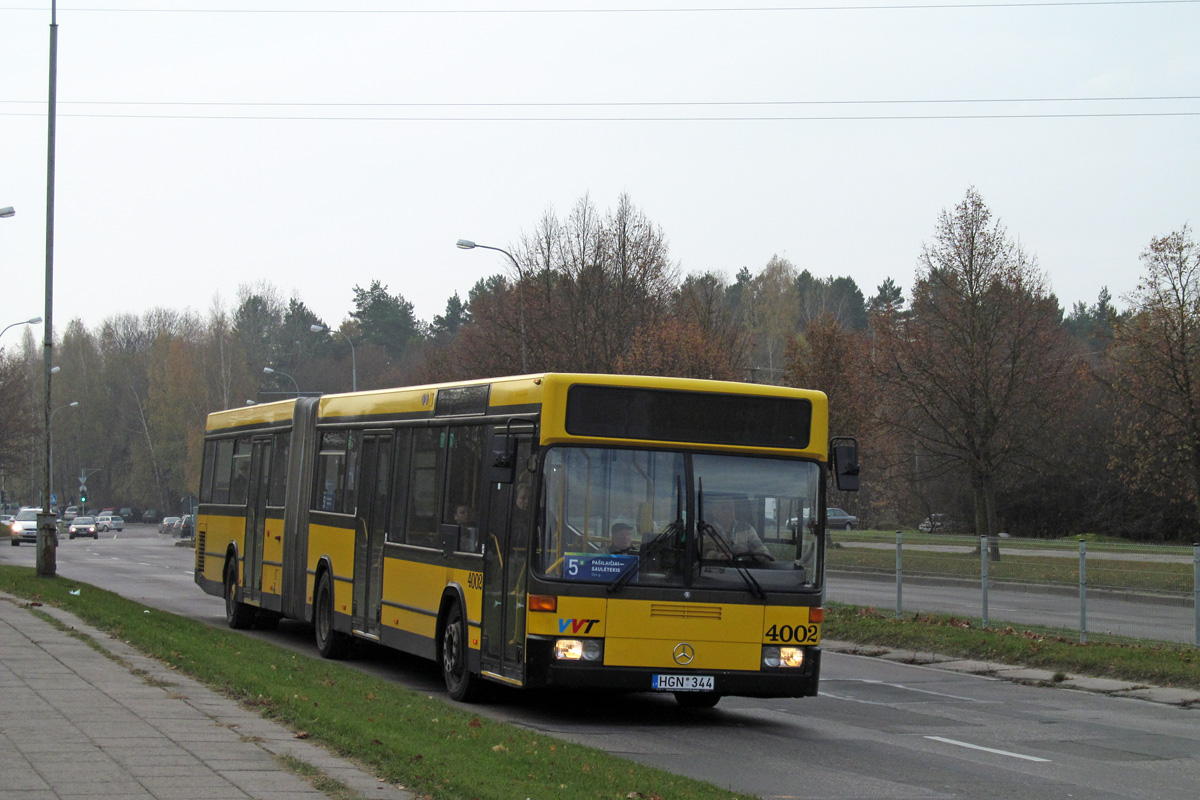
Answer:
524, 638, 821, 698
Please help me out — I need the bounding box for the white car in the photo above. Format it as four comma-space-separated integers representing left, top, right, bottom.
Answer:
95, 514, 125, 532
9, 507, 46, 545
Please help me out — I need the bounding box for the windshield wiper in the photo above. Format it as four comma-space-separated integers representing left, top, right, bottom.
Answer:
697, 482, 766, 600
608, 477, 685, 594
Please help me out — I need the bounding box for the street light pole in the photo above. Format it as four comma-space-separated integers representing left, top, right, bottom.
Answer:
49, 400, 77, 511
1, 316, 43, 340
263, 366, 300, 397
456, 239, 528, 372
38, 0, 60, 578
310, 324, 357, 392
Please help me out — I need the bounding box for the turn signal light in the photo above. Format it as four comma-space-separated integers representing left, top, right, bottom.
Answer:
529, 594, 558, 612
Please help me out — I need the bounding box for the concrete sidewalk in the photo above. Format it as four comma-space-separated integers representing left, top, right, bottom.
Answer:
0, 592, 412, 800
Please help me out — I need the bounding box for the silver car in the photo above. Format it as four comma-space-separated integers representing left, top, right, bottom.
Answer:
95, 514, 125, 532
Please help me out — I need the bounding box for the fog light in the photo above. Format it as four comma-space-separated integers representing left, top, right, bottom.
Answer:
763, 646, 804, 669
554, 639, 603, 661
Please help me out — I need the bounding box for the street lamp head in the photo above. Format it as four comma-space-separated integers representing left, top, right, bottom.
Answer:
0, 206, 14, 218
263, 366, 276, 375
456, 239, 476, 250
50, 365, 60, 374
245, 399, 256, 405
68, 401, 78, 408
26, 316, 43, 325
310, 324, 325, 333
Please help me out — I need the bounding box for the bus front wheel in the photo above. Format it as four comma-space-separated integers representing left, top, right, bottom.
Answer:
441, 603, 481, 702
314, 571, 351, 659
224, 561, 255, 630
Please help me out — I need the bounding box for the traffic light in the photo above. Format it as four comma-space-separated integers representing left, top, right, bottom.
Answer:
80, 488, 87, 503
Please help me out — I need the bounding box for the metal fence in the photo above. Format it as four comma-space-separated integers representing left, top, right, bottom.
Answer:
825, 532, 1200, 646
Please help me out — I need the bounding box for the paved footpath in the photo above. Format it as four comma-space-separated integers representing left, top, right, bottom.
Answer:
0, 592, 413, 800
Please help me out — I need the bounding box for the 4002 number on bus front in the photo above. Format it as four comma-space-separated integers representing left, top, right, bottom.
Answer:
763, 623, 819, 644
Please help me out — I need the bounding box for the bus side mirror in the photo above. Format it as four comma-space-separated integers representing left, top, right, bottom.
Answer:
488, 436, 517, 484
831, 437, 860, 492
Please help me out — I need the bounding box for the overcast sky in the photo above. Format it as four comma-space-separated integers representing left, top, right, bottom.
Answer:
2, 1, 1197, 339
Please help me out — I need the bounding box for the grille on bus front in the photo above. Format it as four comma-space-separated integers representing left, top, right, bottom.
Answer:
649, 603, 722, 620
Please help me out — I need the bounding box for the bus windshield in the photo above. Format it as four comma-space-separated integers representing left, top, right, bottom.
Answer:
534, 446, 822, 592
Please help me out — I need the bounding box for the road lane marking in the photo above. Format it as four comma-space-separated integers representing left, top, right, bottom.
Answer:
924, 736, 1051, 762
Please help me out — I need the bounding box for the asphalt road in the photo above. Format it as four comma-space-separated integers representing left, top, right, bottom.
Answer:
4, 526, 1199, 799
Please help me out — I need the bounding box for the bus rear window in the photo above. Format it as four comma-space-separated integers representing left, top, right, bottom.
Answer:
565, 385, 811, 449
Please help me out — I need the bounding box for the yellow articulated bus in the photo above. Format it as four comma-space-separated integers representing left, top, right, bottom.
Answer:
195, 373, 858, 707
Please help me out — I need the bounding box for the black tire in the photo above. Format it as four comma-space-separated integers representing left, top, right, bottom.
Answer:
69, 533, 76, 540
314, 571, 351, 659
844, 523, 853, 531
9, 540, 17, 546
224, 560, 255, 630
441, 602, 480, 702
675, 692, 721, 709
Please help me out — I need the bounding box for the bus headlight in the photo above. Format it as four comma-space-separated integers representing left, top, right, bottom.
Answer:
763, 646, 805, 669
553, 638, 603, 661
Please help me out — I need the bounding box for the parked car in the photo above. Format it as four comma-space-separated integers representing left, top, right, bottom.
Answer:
826, 508, 858, 530
9, 507, 45, 545
67, 516, 99, 540
159, 516, 180, 535
95, 514, 125, 532
62, 505, 79, 521
141, 509, 159, 523
919, 513, 963, 533
178, 514, 195, 539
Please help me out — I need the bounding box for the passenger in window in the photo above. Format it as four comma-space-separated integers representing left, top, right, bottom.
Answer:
703, 497, 772, 561
609, 522, 637, 555
455, 504, 479, 552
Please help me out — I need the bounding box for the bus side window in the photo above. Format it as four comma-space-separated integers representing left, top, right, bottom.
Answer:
387, 429, 411, 544
200, 440, 217, 503
268, 433, 289, 507
406, 428, 441, 547
228, 439, 252, 506
443, 425, 484, 552
211, 438, 235, 504
314, 431, 348, 513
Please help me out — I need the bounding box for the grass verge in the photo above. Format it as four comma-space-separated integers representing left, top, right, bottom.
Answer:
824, 603, 1200, 690
0, 566, 744, 800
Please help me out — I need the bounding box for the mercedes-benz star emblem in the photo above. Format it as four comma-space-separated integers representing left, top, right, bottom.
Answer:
673, 643, 695, 665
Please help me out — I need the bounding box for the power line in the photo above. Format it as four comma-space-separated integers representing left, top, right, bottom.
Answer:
2, 1, 1198, 12
0, 109, 1195, 120
1, 95, 1197, 108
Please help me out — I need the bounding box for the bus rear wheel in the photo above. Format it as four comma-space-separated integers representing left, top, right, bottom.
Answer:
224, 561, 255, 630
441, 603, 481, 702
314, 571, 350, 659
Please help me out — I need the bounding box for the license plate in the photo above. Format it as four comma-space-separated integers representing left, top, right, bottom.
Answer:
652, 674, 714, 692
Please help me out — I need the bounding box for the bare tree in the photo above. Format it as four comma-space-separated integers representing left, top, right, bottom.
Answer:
1108, 226, 1200, 533
872, 188, 1077, 552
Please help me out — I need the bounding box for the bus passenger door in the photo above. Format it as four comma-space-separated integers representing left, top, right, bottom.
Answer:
243, 438, 271, 604
480, 432, 533, 682
353, 434, 392, 638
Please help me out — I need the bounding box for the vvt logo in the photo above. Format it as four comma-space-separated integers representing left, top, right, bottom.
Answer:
558, 618, 600, 634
